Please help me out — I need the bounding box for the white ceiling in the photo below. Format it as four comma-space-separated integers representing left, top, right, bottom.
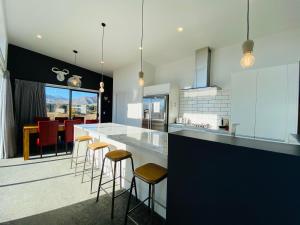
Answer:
4, 0, 300, 77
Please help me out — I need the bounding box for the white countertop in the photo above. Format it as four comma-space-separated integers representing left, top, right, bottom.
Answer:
75, 123, 168, 157
169, 123, 229, 135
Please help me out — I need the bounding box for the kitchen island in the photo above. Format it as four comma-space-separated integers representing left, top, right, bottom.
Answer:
167, 130, 300, 225
74, 123, 168, 217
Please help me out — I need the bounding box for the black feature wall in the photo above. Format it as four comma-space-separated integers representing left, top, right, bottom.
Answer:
7, 44, 112, 122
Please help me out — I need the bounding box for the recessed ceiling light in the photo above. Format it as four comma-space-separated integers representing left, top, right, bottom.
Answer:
176, 27, 183, 32
36, 34, 42, 39
139, 46, 143, 50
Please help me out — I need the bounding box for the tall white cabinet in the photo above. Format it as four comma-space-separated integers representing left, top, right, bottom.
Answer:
231, 63, 299, 142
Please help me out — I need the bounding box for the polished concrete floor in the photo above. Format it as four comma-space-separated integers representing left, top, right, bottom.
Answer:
0, 148, 165, 225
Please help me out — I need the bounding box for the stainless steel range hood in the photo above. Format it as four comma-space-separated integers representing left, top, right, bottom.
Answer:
182, 47, 220, 92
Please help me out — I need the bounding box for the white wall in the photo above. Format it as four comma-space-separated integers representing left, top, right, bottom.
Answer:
154, 28, 300, 90
113, 61, 155, 127
0, 0, 7, 71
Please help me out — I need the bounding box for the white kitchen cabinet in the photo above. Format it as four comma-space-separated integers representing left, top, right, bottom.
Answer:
231, 70, 257, 137
255, 65, 287, 141
231, 63, 299, 142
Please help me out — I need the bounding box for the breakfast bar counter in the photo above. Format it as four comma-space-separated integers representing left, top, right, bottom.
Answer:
74, 123, 168, 217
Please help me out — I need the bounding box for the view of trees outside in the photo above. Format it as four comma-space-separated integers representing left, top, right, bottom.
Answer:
46, 87, 98, 121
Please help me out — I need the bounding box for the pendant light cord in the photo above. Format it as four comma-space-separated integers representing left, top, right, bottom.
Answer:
74, 51, 77, 65
101, 23, 105, 82
247, 0, 249, 40
140, 0, 144, 72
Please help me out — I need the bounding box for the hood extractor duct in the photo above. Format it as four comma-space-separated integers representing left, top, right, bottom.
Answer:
183, 47, 220, 92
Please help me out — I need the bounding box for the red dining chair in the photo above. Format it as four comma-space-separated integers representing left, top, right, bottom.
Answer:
85, 119, 99, 124
34, 117, 50, 123
55, 117, 69, 124
36, 121, 59, 157
64, 120, 81, 153
73, 116, 84, 123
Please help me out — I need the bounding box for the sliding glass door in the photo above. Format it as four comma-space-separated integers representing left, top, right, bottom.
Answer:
46, 87, 70, 120
71, 90, 98, 120
45, 86, 98, 121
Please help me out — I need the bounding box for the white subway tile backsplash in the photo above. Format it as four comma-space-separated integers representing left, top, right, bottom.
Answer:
179, 89, 231, 127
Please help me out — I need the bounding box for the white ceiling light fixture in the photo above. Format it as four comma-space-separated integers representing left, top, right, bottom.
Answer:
138, 0, 145, 87
36, 34, 42, 39
240, 0, 255, 69
99, 22, 106, 93
67, 50, 82, 88
176, 27, 183, 32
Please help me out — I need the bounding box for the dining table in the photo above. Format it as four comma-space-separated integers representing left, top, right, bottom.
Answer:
23, 124, 65, 160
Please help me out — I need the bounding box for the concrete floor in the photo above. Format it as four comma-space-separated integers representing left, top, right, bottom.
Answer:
0, 151, 165, 225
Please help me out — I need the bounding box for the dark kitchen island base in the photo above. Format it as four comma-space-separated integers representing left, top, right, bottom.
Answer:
167, 130, 300, 225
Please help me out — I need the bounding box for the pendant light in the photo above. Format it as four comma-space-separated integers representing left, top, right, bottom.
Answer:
138, 0, 145, 86
99, 22, 106, 93
67, 50, 82, 88
240, 0, 255, 68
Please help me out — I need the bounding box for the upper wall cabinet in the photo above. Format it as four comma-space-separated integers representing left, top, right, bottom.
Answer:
255, 65, 288, 140
231, 70, 257, 137
231, 63, 299, 142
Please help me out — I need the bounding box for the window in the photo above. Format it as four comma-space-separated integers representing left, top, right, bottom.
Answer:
71, 90, 98, 120
46, 87, 69, 120
45, 86, 98, 121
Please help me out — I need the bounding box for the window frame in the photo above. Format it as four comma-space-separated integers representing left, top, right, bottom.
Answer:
45, 84, 99, 120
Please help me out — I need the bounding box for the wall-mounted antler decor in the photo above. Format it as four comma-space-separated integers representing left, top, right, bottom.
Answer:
51, 67, 69, 81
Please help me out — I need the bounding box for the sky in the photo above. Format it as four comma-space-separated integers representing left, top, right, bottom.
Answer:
46, 87, 97, 99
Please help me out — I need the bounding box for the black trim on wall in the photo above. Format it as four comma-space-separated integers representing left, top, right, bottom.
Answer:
7, 44, 112, 122
298, 61, 300, 134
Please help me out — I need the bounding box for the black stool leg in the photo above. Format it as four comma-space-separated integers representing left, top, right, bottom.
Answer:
111, 161, 117, 219
130, 157, 138, 200
148, 183, 152, 211
55, 144, 58, 156
124, 176, 135, 225
65, 142, 68, 154
119, 160, 122, 189
90, 150, 96, 193
151, 184, 155, 224
96, 157, 106, 202
40, 146, 43, 158
81, 146, 89, 180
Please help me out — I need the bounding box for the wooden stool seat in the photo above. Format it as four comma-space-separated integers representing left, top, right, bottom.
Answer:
105, 150, 132, 162
75, 135, 93, 142
88, 142, 110, 150
134, 163, 168, 184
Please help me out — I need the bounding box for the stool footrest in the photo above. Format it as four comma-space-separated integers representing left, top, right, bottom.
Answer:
127, 215, 139, 225
128, 197, 149, 214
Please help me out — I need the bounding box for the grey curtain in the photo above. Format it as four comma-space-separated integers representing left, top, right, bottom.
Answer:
0, 71, 17, 158
14, 79, 47, 146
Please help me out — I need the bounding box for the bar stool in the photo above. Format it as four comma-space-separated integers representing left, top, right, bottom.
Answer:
81, 141, 111, 193
70, 135, 93, 174
124, 163, 168, 225
96, 150, 138, 219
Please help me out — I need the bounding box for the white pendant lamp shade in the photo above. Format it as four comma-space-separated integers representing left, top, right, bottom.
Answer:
138, 0, 145, 86
99, 81, 104, 93
139, 71, 144, 86
68, 50, 82, 88
240, 0, 255, 69
68, 75, 82, 88
240, 39, 255, 68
